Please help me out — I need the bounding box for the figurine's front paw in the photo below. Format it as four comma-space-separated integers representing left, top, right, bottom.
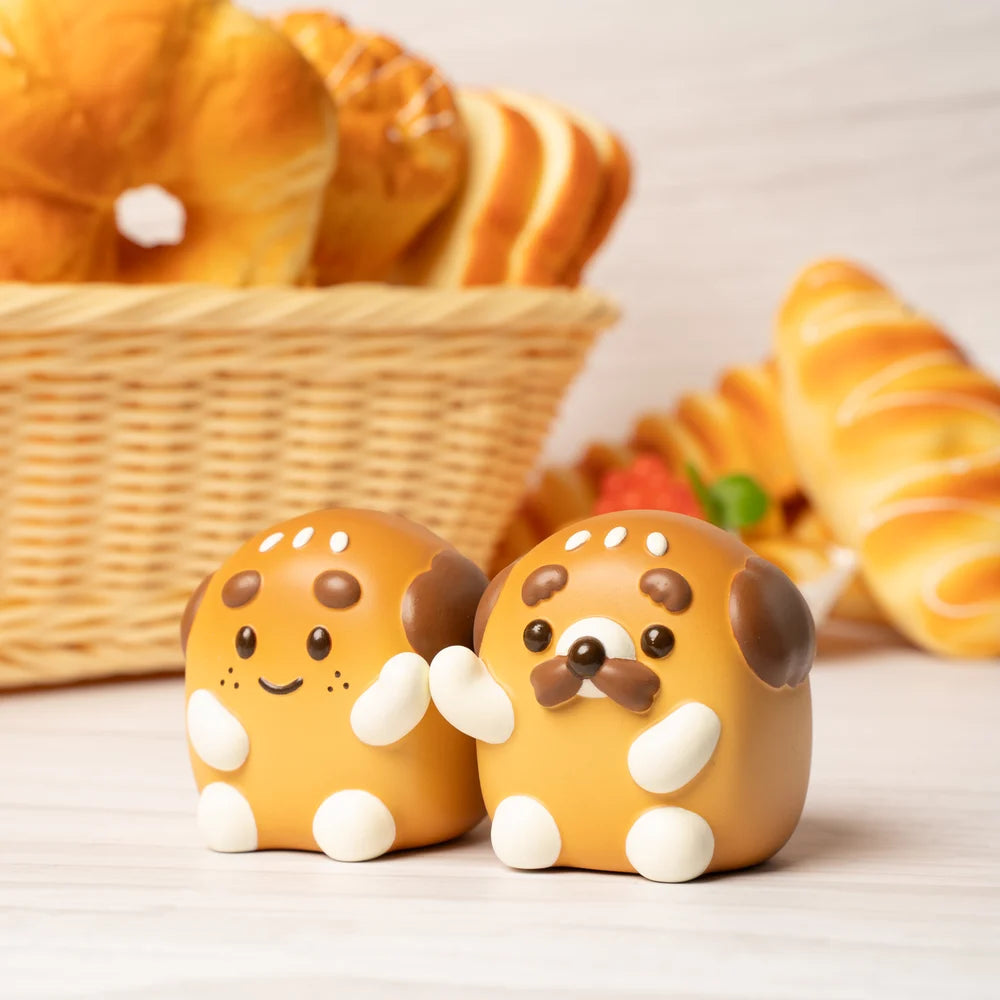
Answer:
625, 807, 714, 882
186, 689, 250, 772
312, 790, 396, 862
429, 646, 514, 744
490, 795, 561, 871
197, 783, 258, 853
627, 702, 721, 794
350, 652, 430, 747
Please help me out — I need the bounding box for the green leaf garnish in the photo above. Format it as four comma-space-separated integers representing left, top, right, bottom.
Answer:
685, 464, 769, 532
709, 474, 770, 531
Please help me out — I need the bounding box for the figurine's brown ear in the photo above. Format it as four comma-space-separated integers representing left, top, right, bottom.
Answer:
180, 573, 213, 655
729, 556, 815, 688
403, 548, 489, 661
473, 561, 517, 654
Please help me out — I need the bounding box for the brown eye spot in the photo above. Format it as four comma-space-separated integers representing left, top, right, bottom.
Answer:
641, 624, 675, 659
235, 626, 256, 659
314, 570, 361, 609
307, 627, 331, 661
523, 619, 553, 653
222, 570, 261, 609
639, 568, 693, 613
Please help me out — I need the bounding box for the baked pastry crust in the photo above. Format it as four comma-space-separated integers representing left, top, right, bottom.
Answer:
0, 0, 337, 284
776, 259, 1000, 656
279, 11, 467, 283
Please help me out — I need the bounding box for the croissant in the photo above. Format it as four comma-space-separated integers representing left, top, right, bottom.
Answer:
776, 259, 1000, 657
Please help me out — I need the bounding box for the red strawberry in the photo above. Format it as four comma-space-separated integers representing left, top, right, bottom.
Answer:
594, 453, 705, 518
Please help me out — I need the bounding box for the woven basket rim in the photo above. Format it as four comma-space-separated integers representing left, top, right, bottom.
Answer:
0, 281, 620, 333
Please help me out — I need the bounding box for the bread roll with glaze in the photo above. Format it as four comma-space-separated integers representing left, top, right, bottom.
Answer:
776, 259, 1000, 657
278, 11, 466, 283
395, 91, 541, 286
0, 0, 337, 284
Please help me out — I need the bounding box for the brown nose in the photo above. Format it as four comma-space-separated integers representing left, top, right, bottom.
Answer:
567, 637, 606, 678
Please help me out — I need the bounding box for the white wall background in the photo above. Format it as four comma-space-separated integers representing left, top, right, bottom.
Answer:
249, 0, 1000, 465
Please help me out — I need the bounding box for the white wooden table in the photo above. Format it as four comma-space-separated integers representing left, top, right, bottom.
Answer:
2, 628, 998, 999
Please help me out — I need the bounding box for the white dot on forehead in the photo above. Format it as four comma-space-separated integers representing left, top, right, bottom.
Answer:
292, 526, 314, 549
604, 526, 628, 548
646, 531, 668, 557
565, 529, 591, 551
329, 530, 350, 554
258, 531, 283, 553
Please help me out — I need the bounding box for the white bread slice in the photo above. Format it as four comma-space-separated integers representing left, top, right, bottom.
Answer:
394, 90, 541, 286
492, 88, 603, 286
559, 106, 631, 286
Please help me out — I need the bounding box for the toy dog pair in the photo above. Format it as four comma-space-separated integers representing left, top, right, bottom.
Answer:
184, 507, 815, 881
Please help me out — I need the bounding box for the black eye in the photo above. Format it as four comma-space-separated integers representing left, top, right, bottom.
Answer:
307, 626, 332, 661
235, 626, 256, 659
641, 625, 675, 659
523, 619, 553, 653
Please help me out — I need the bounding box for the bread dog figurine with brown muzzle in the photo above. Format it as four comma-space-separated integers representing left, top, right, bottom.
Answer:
182, 508, 488, 862
429, 510, 815, 882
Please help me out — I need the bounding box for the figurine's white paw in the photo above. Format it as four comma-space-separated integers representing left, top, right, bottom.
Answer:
429, 645, 514, 744
627, 701, 721, 794
312, 790, 396, 862
187, 689, 249, 772
197, 782, 258, 853
625, 807, 714, 882
490, 795, 561, 870
350, 652, 430, 747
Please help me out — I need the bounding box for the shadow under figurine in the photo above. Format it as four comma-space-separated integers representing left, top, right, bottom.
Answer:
430, 510, 816, 882
182, 508, 488, 861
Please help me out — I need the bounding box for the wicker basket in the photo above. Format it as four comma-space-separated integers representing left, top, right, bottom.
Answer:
0, 282, 617, 688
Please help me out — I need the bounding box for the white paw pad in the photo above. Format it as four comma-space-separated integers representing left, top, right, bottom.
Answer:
429, 646, 514, 744
350, 651, 430, 747
490, 795, 561, 870
187, 689, 250, 772
625, 806, 714, 882
312, 790, 396, 862
197, 782, 258, 853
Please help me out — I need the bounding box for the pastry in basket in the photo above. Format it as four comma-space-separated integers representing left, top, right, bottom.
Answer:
777, 259, 1000, 657
0, 0, 337, 284
429, 511, 815, 881
398, 88, 628, 287
559, 105, 631, 286
278, 11, 467, 283
491, 89, 603, 286
394, 89, 542, 286
182, 508, 487, 860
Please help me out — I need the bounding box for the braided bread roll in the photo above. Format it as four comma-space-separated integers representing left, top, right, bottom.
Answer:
776, 259, 1000, 657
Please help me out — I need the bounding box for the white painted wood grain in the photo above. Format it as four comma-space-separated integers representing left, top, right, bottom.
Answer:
248, 0, 1000, 466
1, 633, 998, 998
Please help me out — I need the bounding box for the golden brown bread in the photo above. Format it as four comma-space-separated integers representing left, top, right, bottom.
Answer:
491, 89, 603, 286
278, 11, 466, 283
558, 107, 631, 286
394, 90, 542, 286
776, 259, 1000, 656
0, 0, 337, 285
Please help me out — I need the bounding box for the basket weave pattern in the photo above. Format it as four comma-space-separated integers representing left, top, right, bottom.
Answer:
0, 283, 617, 687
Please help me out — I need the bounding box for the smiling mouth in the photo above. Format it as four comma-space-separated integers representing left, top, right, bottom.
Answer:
258, 676, 304, 695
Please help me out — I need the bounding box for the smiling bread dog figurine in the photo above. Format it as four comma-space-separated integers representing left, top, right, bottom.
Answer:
429, 511, 815, 882
182, 509, 488, 861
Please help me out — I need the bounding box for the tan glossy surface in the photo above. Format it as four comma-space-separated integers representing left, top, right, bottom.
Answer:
477, 511, 812, 874
186, 509, 484, 852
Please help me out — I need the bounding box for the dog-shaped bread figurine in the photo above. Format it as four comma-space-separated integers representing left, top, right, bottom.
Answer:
182, 509, 488, 861
429, 511, 815, 882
